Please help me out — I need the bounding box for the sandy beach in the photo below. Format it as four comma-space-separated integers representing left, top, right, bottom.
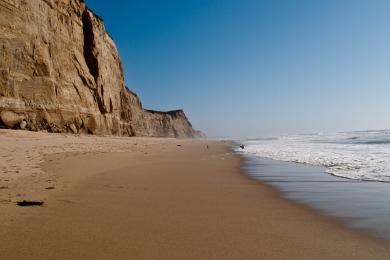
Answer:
1, 130, 390, 259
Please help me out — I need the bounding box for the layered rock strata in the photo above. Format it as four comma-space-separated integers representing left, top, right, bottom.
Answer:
0, 0, 201, 137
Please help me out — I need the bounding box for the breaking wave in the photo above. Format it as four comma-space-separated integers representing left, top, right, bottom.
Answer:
237, 130, 390, 182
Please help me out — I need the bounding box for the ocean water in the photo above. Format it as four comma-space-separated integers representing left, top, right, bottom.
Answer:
238, 130, 390, 182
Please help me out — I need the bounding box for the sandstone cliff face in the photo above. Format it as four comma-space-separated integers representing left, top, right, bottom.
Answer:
0, 0, 202, 137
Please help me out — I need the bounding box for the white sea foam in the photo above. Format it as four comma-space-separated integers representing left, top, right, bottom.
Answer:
238, 130, 390, 182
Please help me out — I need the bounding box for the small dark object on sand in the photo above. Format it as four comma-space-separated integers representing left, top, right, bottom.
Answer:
206, 145, 209, 149
17, 200, 44, 207
177, 144, 182, 147
240, 145, 245, 149
45, 187, 55, 190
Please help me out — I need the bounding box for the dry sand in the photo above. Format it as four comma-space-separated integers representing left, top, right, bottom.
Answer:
0, 129, 389, 259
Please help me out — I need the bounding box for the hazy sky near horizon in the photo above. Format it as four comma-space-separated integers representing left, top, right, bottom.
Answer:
85, 0, 390, 137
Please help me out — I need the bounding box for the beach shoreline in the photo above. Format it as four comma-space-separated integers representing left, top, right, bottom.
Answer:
239, 153, 390, 240
1, 130, 390, 259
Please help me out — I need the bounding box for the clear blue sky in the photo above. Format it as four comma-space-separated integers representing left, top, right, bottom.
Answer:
85, 0, 390, 138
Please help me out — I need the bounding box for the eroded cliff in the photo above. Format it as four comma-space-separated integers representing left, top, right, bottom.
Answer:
0, 0, 202, 137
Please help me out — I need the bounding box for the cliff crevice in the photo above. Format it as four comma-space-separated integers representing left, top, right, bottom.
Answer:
82, 9, 99, 83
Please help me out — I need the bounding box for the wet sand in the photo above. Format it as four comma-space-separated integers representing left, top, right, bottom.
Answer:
243, 156, 390, 240
0, 130, 390, 259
